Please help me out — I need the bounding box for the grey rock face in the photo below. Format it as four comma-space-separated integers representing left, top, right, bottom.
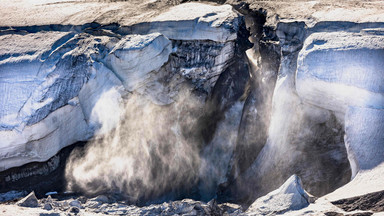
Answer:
16, 191, 38, 208
170, 40, 235, 93
246, 175, 312, 215
225, 7, 281, 185
276, 22, 306, 53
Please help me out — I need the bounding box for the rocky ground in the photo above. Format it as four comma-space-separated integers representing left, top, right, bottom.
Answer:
0, 191, 243, 216
1, 175, 384, 215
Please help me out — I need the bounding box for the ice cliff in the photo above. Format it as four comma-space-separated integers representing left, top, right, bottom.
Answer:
0, 2, 243, 172
1, 0, 384, 215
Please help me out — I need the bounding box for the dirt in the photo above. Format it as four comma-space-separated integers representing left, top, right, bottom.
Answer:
331, 190, 384, 212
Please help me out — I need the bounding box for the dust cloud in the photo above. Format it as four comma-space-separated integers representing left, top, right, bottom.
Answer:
65, 90, 206, 202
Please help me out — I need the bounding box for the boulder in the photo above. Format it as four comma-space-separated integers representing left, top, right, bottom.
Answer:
69, 200, 82, 209
90, 195, 109, 204
69, 206, 80, 213
43, 203, 53, 210
16, 191, 38, 208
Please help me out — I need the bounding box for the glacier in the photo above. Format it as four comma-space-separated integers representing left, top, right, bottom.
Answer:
0, 2, 242, 172
1, 0, 384, 215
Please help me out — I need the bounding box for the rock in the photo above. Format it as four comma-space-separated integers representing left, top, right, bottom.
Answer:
77, 196, 87, 204
69, 206, 80, 214
39, 213, 61, 216
207, 199, 223, 216
16, 191, 38, 208
246, 175, 313, 215
90, 195, 109, 203
43, 203, 53, 210
56, 201, 71, 211
85, 200, 101, 209
332, 190, 384, 213
46, 195, 53, 203
69, 200, 82, 209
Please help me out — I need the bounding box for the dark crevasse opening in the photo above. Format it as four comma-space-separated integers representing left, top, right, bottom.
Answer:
0, 142, 87, 198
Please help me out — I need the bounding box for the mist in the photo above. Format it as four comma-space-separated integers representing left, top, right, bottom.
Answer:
65, 90, 207, 203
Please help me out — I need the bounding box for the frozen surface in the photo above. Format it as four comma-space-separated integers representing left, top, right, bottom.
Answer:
246, 175, 311, 215
296, 32, 384, 113
199, 101, 244, 200
325, 162, 384, 202
104, 33, 172, 91
226, 0, 384, 27
344, 107, 384, 178
0, 2, 240, 171
78, 62, 126, 136
0, 103, 90, 172
0, 1, 241, 42
0, 32, 74, 129
148, 3, 241, 42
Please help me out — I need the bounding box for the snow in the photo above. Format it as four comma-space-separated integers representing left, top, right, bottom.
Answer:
149, 3, 241, 42
0, 103, 90, 172
246, 175, 311, 215
0, 1, 240, 171
325, 162, 384, 202
0, 1, 241, 43
296, 32, 384, 113
104, 33, 172, 91
0, 32, 73, 129
344, 107, 384, 178
78, 62, 126, 136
